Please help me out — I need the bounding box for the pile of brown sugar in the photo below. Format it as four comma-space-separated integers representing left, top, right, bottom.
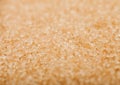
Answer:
0, 0, 120, 85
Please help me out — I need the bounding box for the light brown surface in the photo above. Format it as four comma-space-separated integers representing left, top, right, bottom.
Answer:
0, 0, 120, 85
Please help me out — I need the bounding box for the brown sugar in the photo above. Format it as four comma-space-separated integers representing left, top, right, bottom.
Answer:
0, 0, 120, 85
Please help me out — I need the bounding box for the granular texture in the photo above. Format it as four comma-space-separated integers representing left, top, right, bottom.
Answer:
0, 0, 120, 85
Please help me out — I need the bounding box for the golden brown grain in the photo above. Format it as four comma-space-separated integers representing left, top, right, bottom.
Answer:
0, 0, 120, 85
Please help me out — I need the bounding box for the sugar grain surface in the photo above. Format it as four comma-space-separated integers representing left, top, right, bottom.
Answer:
0, 0, 120, 85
